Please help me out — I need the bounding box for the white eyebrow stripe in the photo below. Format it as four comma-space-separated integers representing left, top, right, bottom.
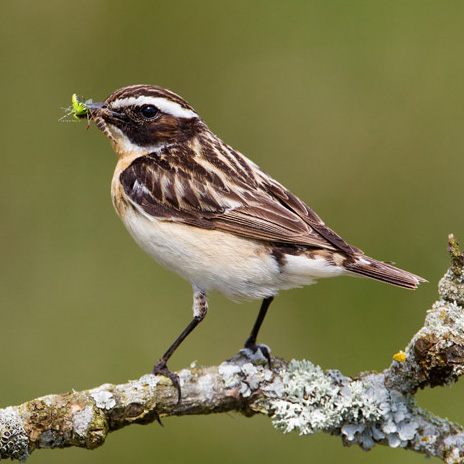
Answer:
110, 96, 198, 119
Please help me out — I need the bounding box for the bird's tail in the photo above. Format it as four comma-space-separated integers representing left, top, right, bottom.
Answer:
343, 255, 426, 289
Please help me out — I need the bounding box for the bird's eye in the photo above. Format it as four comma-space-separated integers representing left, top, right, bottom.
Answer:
140, 104, 159, 119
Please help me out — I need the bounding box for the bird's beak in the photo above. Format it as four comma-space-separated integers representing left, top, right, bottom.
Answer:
78, 101, 118, 142
85, 101, 106, 110
84, 102, 124, 123
82, 101, 108, 118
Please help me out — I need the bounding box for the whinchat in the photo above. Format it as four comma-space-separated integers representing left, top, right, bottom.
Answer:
75, 85, 425, 399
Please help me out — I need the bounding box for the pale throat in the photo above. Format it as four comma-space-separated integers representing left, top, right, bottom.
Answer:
106, 123, 167, 158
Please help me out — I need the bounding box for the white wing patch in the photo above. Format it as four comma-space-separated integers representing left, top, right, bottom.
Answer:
133, 179, 151, 196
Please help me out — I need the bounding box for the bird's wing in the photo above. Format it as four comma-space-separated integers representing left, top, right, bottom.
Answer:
119, 152, 360, 253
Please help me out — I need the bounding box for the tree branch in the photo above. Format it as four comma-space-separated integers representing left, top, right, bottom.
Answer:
1, 234, 464, 463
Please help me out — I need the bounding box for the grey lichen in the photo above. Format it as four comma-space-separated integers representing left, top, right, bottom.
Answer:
270, 361, 379, 436
219, 348, 283, 401
439, 234, 464, 307
439, 269, 464, 307
0, 408, 29, 462
90, 389, 116, 410
120, 374, 161, 405
72, 406, 94, 439
443, 434, 464, 464
218, 363, 242, 389
270, 360, 423, 451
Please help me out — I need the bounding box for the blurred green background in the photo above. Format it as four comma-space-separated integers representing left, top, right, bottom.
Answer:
1, 1, 463, 462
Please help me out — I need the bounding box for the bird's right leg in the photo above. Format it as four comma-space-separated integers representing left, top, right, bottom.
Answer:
244, 296, 274, 366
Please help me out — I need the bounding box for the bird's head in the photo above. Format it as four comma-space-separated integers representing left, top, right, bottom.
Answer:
79, 85, 203, 156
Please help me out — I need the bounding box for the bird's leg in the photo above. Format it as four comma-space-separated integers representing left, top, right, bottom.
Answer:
152, 287, 208, 403
244, 296, 274, 366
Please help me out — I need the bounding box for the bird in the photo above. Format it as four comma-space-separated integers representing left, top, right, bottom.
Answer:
76, 84, 425, 399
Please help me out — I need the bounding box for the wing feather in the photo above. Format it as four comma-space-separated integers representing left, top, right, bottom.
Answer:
120, 149, 357, 252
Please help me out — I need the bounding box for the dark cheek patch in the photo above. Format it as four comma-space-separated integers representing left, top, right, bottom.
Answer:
120, 115, 198, 148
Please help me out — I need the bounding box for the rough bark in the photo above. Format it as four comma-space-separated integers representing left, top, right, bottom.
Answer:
1, 234, 463, 463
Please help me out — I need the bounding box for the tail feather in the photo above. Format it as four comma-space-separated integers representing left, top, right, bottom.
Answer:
344, 255, 426, 289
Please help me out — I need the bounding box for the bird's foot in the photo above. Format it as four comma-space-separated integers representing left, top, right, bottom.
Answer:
152, 359, 181, 403
244, 338, 272, 368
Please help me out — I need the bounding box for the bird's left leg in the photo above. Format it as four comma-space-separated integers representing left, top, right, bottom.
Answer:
244, 296, 274, 366
152, 286, 208, 402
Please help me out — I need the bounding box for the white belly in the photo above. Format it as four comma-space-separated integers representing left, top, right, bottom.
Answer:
116, 201, 347, 301
120, 205, 287, 300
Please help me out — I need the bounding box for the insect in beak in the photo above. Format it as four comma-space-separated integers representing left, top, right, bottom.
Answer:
66, 94, 115, 141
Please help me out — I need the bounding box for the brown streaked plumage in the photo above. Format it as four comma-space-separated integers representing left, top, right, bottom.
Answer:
78, 84, 426, 400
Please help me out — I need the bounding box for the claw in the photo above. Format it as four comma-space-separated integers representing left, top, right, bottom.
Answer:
244, 339, 272, 369
152, 360, 182, 403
